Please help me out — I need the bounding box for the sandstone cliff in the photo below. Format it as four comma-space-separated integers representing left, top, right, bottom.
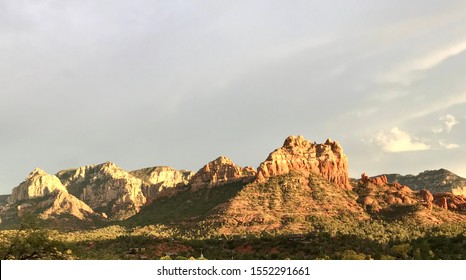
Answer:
256, 135, 351, 189
8, 168, 68, 203
56, 162, 146, 219
130, 166, 194, 199
1, 168, 99, 226
189, 156, 256, 191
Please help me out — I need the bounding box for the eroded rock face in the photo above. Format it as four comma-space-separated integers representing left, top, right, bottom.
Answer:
9, 168, 68, 203
433, 193, 466, 211
56, 162, 146, 219
37, 191, 96, 220
256, 135, 351, 189
130, 166, 194, 200
189, 156, 256, 191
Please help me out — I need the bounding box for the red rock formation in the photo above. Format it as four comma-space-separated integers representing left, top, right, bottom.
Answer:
433, 192, 466, 211
419, 190, 434, 210
256, 135, 351, 189
358, 173, 417, 212
189, 156, 256, 191
360, 173, 388, 186
435, 197, 448, 210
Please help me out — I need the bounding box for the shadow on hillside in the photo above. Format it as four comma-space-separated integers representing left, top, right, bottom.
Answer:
376, 205, 419, 221
122, 181, 246, 227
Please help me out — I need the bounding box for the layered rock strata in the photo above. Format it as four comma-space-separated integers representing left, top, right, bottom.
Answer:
256, 135, 351, 189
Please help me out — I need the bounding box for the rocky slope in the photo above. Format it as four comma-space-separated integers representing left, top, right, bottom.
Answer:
56, 162, 146, 219
189, 156, 256, 191
256, 136, 351, 189
384, 169, 466, 196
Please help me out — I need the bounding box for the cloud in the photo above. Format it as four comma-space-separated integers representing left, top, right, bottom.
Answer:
378, 40, 466, 85
374, 127, 431, 152
431, 126, 443, 134
402, 92, 466, 121
439, 140, 459, 149
440, 114, 458, 133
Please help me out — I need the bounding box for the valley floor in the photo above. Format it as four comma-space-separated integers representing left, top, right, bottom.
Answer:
1, 218, 465, 260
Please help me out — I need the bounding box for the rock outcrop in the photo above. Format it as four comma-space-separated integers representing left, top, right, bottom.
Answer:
357, 174, 416, 212
433, 193, 466, 211
360, 173, 388, 186
189, 156, 256, 191
130, 166, 194, 200
8, 168, 68, 203
56, 162, 146, 219
256, 135, 351, 189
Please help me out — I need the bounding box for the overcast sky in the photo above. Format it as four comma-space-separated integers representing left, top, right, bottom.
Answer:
1, 0, 466, 194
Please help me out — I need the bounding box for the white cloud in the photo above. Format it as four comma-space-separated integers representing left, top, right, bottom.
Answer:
378, 40, 466, 85
439, 140, 459, 149
374, 127, 431, 152
440, 114, 459, 133
431, 126, 443, 134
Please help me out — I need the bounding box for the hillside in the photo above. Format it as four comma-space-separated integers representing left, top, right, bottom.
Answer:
216, 172, 367, 235
384, 169, 466, 196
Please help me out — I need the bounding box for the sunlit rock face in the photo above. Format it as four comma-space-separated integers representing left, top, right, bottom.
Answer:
9, 168, 68, 203
189, 156, 256, 191
56, 162, 146, 219
130, 166, 194, 200
256, 135, 351, 189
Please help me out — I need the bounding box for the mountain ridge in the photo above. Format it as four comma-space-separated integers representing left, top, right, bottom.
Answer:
1, 135, 465, 231
382, 169, 466, 196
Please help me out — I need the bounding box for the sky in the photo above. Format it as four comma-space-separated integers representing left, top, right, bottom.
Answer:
1, 0, 466, 194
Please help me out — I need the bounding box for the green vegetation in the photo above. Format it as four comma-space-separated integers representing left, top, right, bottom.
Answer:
2, 218, 464, 260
